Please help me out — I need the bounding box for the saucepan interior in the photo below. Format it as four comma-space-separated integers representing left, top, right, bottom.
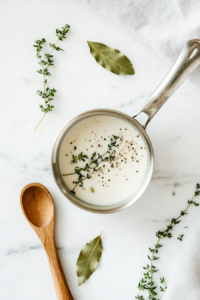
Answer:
51, 109, 154, 214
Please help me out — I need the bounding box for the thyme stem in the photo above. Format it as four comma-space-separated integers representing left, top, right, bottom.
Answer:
72, 167, 101, 191
136, 183, 200, 300
149, 238, 161, 297
33, 24, 70, 130
63, 135, 119, 192
148, 196, 194, 297
34, 112, 47, 131
62, 172, 76, 176
63, 149, 110, 177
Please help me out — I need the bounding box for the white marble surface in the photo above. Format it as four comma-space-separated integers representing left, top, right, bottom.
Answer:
0, 0, 200, 299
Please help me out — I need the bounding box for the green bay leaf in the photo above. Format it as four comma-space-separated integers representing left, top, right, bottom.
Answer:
76, 232, 103, 286
87, 41, 135, 75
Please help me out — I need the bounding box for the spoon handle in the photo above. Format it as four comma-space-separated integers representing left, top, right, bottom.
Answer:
44, 237, 74, 300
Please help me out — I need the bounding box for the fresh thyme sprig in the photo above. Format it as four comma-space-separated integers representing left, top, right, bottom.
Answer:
33, 24, 70, 130
63, 135, 119, 192
136, 183, 200, 300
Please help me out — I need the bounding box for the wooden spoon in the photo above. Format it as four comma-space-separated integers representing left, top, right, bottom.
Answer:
20, 182, 74, 300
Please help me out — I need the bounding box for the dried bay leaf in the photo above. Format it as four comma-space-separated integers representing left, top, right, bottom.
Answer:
76, 232, 103, 286
87, 41, 135, 75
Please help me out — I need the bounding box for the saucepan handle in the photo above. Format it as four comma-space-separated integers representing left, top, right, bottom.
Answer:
133, 39, 200, 129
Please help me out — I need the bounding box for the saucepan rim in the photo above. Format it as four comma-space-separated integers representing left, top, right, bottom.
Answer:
51, 108, 154, 214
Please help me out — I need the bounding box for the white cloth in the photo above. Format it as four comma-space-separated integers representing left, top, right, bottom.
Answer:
81, 0, 200, 87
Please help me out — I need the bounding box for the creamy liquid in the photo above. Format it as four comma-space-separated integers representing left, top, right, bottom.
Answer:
59, 115, 148, 206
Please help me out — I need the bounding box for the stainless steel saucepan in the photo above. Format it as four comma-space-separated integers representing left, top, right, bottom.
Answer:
52, 39, 200, 214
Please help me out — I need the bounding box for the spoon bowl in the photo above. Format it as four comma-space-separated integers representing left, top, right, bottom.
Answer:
21, 185, 54, 227
20, 183, 74, 300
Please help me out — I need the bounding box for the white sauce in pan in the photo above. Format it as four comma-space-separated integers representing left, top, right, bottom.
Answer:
59, 115, 148, 206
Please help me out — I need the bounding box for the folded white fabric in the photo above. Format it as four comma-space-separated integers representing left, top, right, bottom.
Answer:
82, 0, 200, 86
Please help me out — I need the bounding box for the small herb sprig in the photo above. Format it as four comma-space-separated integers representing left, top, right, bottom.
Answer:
33, 24, 70, 130
63, 135, 119, 192
136, 183, 200, 300
177, 234, 184, 241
